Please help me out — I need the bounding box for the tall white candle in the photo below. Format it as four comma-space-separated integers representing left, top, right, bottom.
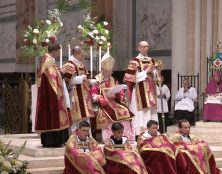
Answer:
107, 42, 110, 54
90, 46, 93, 78
99, 46, 102, 72
68, 44, 71, 60
60, 45, 62, 68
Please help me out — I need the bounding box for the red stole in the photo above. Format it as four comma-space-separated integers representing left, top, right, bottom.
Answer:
137, 134, 184, 174
124, 57, 157, 111
64, 134, 106, 174
35, 53, 70, 132
104, 138, 148, 174
172, 133, 220, 174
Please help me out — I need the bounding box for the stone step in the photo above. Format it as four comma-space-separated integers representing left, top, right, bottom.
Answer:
216, 158, 222, 168
167, 126, 222, 134
211, 146, 222, 158
195, 121, 222, 128
27, 167, 64, 174
19, 155, 64, 169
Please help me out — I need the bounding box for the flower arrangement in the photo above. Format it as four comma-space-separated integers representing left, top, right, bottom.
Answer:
77, 13, 111, 50
0, 140, 29, 174
21, 9, 63, 57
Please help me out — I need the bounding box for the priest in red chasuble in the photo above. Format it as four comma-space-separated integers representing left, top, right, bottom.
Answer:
124, 41, 157, 137
104, 122, 148, 174
61, 46, 95, 124
91, 54, 134, 142
137, 120, 187, 174
35, 40, 70, 147
63, 120, 106, 174
171, 119, 220, 174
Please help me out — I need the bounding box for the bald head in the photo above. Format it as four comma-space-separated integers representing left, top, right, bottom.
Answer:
72, 46, 85, 61
138, 41, 149, 56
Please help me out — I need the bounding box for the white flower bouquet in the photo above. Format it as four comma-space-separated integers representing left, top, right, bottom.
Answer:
77, 13, 111, 50
21, 9, 63, 57
0, 140, 29, 174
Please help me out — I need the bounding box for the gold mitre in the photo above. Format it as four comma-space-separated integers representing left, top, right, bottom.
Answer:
101, 53, 115, 70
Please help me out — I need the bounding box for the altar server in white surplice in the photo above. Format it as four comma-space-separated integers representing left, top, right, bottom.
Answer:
174, 79, 197, 124
156, 75, 171, 133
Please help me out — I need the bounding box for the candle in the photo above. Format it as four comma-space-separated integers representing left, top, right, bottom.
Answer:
107, 42, 110, 54
60, 45, 62, 68
90, 46, 93, 78
99, 46, 102, 72
68, 44, 71, 60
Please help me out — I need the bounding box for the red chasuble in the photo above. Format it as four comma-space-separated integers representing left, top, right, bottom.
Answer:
124, 57, 157, 111
61, 60, 94, 122
172, 133, 220, 174
63, 134, 106, 174
137, 133, 187, 174
91, 73, 134, 129
35, 53, 70, 132
104, 138, 148, 174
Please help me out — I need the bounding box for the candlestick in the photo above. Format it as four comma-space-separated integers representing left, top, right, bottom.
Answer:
90, 46, 93, 78
99, 46, 102, 72
68, 44, 71, 60
60, 45, 62, 68
107, 42, 110, 54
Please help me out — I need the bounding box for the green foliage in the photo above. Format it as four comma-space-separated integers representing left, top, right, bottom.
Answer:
78, 0, 91, 11
56, 0, 69, 12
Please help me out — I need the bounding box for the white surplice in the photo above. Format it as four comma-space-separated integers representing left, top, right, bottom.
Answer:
156, 84, 170, 113
175, 87, 197, 112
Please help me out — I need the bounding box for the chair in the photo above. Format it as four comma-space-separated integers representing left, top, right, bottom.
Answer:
176, 73, 200, 121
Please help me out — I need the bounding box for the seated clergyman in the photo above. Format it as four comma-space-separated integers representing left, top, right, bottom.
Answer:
137, 120, 187, 174
63, 120, 106, 174
104, 122, 148, 174
171, 119, 220, 174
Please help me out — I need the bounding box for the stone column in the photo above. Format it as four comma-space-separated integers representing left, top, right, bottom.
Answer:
194, 0, 201, 75
113, 0, 132, 71
187, 0, 195, 74
171, 0, 187, 102
212, 0, 218, 46
200, 0, 208, 92
16, 0, 35, 64
218, 0, 222, 42
35, 0, 48, 20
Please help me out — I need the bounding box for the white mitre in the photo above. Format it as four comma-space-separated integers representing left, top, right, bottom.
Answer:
101, 53, 115, 70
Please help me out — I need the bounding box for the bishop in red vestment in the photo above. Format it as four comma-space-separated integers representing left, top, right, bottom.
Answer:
91, 54, 134, 142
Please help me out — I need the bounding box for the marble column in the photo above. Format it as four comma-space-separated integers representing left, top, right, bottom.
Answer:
35, 0, 48, 20
187, 0, 195, 74
218, 0, 222, 42
200, 0, 208, 92
171, 0, 187, 103
212, 0, 218, 46
194, 0, 201, 75
113, 0, 132, 71
16, 0, 35, 64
